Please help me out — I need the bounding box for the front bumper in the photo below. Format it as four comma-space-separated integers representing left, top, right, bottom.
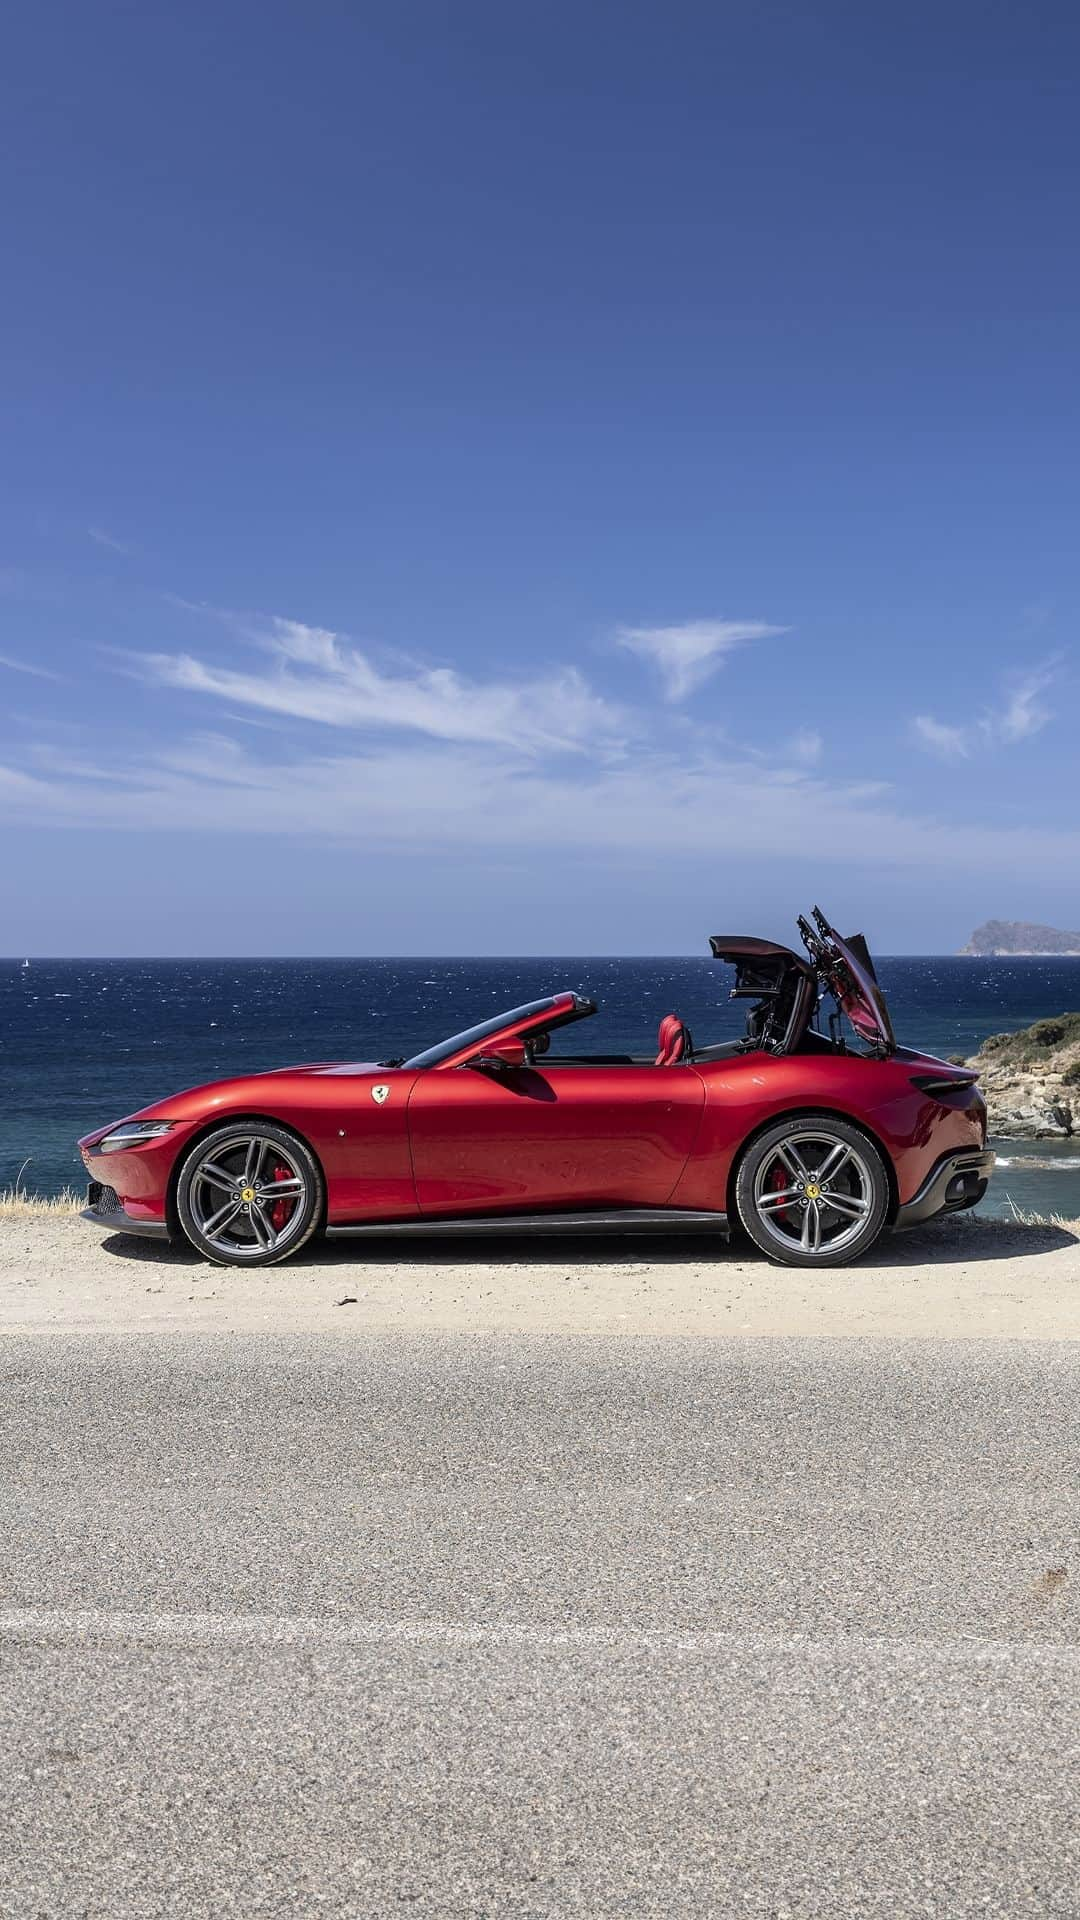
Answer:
894, 1148, 995, 1230
81, 1181, 171, 1242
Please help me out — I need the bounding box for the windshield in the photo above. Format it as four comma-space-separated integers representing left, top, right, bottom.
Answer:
403, 996, 569, 1070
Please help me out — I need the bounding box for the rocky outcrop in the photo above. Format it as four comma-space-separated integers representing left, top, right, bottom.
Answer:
960, 919, 1080, 956
967, 1014, 1080, 1138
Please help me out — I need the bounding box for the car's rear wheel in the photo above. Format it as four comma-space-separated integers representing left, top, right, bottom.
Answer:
175, 1123, 324, 1267
735, 1114, 889, 1266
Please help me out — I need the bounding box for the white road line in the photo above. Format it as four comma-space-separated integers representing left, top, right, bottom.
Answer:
0, 1609, 1076, 1663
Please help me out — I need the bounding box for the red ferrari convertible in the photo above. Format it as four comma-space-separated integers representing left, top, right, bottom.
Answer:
79, 909, 993, 1269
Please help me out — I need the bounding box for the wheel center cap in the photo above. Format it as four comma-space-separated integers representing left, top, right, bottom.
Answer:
240, 1186, 256, 1204
804, 1182, 821, 1200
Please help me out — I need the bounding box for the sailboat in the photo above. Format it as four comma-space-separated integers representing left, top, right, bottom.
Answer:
21, 958, 29, 969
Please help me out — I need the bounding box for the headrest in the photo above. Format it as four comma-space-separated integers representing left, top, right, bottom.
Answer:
656, 1014, 691, 1066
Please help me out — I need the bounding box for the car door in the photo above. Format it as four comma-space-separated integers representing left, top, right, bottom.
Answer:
406, 1062, 706, 1216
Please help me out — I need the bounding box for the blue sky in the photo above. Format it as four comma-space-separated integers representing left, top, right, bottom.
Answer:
2, 0, 1078, 955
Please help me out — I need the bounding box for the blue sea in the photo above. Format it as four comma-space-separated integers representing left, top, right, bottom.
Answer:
4, 955, 1080, 1219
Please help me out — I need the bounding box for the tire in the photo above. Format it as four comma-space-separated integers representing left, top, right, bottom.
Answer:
176, 1122, 324, 1267
735, 1112, 890, 1267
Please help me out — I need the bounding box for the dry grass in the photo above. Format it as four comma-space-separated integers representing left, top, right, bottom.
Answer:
928, 1201, 1077, 1235
0, 1185, 83, 1217
0, 1157, 83, 1218
1000, 1197, 1074, 1229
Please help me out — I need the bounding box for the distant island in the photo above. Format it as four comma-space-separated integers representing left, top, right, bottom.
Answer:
960, 919, 1080, 956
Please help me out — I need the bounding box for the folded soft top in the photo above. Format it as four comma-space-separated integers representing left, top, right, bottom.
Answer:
709, 911, 896, 1056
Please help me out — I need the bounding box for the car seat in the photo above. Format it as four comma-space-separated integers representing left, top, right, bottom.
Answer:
655, 1014, 693, 1065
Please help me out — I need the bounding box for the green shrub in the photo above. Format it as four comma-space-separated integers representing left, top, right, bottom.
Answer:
979, 1012, 1080, 1064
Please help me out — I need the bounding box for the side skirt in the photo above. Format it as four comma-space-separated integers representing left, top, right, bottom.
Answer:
325, 1207, 730, 1239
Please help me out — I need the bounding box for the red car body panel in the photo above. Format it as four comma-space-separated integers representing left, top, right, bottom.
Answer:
80, 1064, 423, 1225
78, 917, 991, 1240
407, 1064, 706, 1214
667, 1052, 984, 1211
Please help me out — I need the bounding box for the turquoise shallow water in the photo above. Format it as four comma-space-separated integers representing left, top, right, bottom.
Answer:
4, 954, 1080, 1218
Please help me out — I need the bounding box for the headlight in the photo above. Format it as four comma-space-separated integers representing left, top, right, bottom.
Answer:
98, 1121, 176, 1154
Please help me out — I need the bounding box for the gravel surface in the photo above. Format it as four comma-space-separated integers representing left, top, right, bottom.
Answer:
2, 1329, 1078, 1916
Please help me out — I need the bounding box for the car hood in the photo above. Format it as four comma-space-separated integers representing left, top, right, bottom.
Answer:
79, 1060, 400, 1146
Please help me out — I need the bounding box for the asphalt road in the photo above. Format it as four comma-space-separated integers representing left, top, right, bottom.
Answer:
1, 1329, 1077, 1917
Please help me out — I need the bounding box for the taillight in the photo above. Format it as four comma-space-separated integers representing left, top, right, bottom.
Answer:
911, 1074, 983, 1127
910, 1074, 977, 1095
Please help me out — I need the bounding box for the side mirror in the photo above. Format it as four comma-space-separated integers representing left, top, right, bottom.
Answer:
469, 1039, 528, 1071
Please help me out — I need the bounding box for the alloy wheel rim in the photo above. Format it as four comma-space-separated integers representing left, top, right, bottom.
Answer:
752, 1130, 874, 1257
189, 1135, 308, 1258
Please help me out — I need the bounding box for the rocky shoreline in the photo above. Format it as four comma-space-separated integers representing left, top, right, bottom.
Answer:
966, 1013, 1080, 1139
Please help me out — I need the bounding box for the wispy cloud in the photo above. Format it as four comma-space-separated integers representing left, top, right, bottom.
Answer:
14, 589, 1065, 888
616, 617, 789, 700
133, 615, 624, 756
88, 526, 132, 556
5, 728, 1080, 887
786, 727, 823, 767
913, 660, 1061, 760
0, 650, 60, 682
993, 663, 1056, 744
911, 713, 970, 759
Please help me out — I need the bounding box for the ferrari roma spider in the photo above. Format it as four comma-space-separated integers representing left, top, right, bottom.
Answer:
79, 908, 993, 1269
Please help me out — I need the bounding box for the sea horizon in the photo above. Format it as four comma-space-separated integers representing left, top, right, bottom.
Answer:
10, 950, 1080, 963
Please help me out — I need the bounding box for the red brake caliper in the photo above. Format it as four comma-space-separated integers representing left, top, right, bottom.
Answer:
771, 1158, 791, 1223
270, 1164, 294, 1233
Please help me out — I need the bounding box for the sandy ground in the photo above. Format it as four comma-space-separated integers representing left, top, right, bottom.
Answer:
2, 1210, 1078, 1339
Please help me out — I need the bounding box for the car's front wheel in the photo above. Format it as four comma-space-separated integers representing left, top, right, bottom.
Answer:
175, 1123, 324, 1266
735, 1113, 890, 1266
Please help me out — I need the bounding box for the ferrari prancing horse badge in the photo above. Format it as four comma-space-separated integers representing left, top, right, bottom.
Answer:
371, 1084, 390, 1105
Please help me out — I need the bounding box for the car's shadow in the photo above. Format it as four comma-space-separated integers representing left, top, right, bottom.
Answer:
98, 1216, 1079, 1270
